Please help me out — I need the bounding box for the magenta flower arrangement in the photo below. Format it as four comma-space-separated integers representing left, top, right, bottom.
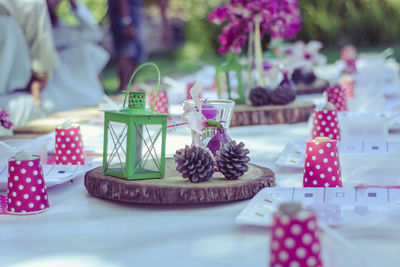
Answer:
0, 107, 12, 130
209, 0, 302, 55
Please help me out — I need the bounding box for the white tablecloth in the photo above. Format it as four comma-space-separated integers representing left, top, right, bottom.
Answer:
2, 98, 400, 267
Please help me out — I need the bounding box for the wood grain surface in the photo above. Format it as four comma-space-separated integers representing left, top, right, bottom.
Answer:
84, 158, 275, 204
230, 100, 315, 127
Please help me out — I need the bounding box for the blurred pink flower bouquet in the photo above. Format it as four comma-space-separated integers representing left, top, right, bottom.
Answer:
209, 0, 302, 54
0, 107, 12, 130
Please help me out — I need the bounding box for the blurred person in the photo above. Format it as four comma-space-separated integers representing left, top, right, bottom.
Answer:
0, 0, 109, 127
0, 0, 58, 126
108, 0, 145, 91
42, 0, 109, 112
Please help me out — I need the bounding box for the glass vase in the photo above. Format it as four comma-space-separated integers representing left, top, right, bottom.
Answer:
183, 99, 235, 147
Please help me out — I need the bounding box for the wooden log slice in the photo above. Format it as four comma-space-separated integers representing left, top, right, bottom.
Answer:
295, 79, 329, 95
231, 100, 315, 127
84, 158, 275, 204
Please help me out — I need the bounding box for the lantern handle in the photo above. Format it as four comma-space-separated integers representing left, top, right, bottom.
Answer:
122, 62, 161, 114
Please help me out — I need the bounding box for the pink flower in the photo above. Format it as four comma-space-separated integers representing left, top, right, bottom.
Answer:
282, 40, 327, 70
183, 110, 208, 134
1, 120, 12, 130
208, 7, 230, 25
0, 107, 9, 119
0, 107, 12, 130
341, 45, 357, 62
209, 0, 301, 54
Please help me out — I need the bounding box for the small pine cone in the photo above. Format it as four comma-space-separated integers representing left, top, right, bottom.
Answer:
216, 140, 250, 180
292, 68, 303, 84
174, 145, 215, 183
249, 87, 270, 106
270, 86, 297, 105
303, 72, 316, 85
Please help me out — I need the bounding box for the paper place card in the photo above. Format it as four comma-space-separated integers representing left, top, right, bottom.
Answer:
338, 141, 363, 154
275, 142, 305, 168
362, 141, 387, 154
292, 188, 325, 205
277, 140, 400, 169
325, 188, 356, 205
236, 187, 400, 227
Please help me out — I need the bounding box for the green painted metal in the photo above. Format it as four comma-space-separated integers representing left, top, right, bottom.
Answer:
103, 62, 167, 180
215, 53, 246, 104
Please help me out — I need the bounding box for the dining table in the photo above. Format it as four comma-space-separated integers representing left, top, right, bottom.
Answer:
1, 93, 400, 267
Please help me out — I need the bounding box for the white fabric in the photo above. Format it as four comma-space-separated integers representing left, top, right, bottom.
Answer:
40, 2, 109, 113
0, 0, 57, 127
0, 16, 31, 94
0, 1, 109, 126
0, 93, 47, 128
1, 94, 400, 266
0, 0, 58, 73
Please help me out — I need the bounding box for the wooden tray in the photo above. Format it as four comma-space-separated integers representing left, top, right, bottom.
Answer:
14, 107, 101, 134
295, 79, 329, 95
84, 158, 275, 204
231, 100, 315, 127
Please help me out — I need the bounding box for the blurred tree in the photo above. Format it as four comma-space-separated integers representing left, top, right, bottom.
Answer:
298, 0, 400, 46
56, 0, 400, 60
56, 0, 108, 25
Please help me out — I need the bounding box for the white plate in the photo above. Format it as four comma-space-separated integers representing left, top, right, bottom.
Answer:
0, 163, 100, 191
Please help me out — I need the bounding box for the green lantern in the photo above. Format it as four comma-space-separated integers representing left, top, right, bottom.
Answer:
102, 62, 167, 180
215, 53, 245, 104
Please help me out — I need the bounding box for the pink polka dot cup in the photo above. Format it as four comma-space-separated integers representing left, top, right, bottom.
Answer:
341, 45, 357, 62
6, 156, 49, 214
312, 109, 340, 140
186, 82, 195, 100
326, 85, 347, 111
340, 76, 355, 99
55, 125, 86, 165
148, 91, 169, 114
270, 203, 322, 267
303, 138, 342, 188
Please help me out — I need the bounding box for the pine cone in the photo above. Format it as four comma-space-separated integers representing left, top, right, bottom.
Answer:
216, 140, 250, 180
174, 145, 215, 183
302, 72, 316, 85
270, 86, 297, 105
292, 68, 303, 84
249, 87, 270, 106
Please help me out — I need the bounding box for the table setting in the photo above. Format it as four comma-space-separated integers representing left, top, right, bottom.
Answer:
2, 1, 400, 267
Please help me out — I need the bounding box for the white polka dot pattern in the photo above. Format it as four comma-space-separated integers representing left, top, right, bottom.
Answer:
311, 110, 340, 140
148, 91, 169, 114
55, 126, 86, 165
6, 156, 49, 214
270, 210, 322, 267
303, 139, 342, 188
326, 85, 347, 111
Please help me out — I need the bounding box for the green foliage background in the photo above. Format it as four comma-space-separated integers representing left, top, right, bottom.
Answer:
56, 0, 400, 91
58, 0, 400, 51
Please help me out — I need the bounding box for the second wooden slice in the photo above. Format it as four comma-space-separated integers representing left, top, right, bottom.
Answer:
231, 100, 315, 127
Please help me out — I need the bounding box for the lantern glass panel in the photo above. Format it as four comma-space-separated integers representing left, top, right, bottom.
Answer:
133, 123, 163, 175
105, 121, 127, 175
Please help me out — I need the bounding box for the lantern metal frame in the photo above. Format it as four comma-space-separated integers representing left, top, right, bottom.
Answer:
102, 62, 167, 180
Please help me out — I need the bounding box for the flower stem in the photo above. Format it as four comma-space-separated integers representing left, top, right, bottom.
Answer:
254, 17, 264, 87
